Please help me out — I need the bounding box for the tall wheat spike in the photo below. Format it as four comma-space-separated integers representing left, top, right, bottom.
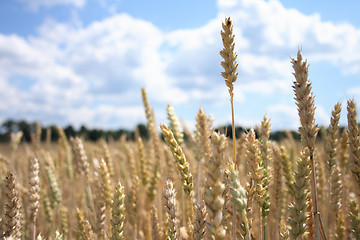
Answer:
292, 50, 322, 239
220, 16, 238, 166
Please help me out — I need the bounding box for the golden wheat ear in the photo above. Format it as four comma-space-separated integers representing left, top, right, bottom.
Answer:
347, 99, 360, 190
2, 171, 19, 239
225, 161, 250, 240
164, 178, 179, 240
292, 50, 324, 239
192, 201, 207, 240
28, 158, 40, 240
160, 123, 194, 199
204, 132, 227, 240
348, 195, 360, 239
110, 182, 126, 240
288, 148, 311, 239
220, 17, 239, 167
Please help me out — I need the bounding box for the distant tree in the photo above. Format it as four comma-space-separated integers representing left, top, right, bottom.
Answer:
88, 129, 104, 141
18, 120, 32, 142
215, 124, 246, 139
64, 125, 76, 138
48, 125, 59, 141
79, 125, 88, 138
136, 123, 149, 140
270, 131, 287, 141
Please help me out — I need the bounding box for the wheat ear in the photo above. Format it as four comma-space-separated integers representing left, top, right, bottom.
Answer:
193, 201, 207, 240
141, 88, 163, 166
246, 129, 265, 207
271, 144, 284, 235
338, 129, 349, 173
325, 102, 341, 173
102, 141, 115, 178
137, 137, 150, 187
288, 148, 311, 240
195, 107, 213, 202
330, 165, 344, 239
151, 206, 163, 240
93, 171, 106, 240
195, 107, 213, 162
347, 99, 360, 192
99, 158, 113, 208
60, 206, 69, 240
225, 161, 251, 240
2, 171, 19, 238
54, 231, 63, 240
280, 219, 290, 240
110, 182, 125, 240
29, 158, 40, 240
204, 131, 227, 240
160, 123, 194, 199
258, 116, 272, 239
167, 104, 184, 146
164, 178, 179, 240
220, 16, 238, 167
292, 50, 322, 239
44, 162, 61, 205
349, 196, 360, 239
76, 208, 94, 240
70, 137, 90, 180
57, 126, 73, 179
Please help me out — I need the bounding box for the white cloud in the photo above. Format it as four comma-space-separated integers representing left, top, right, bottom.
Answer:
267, 104, 299, 130
18, 0, 86, 11
3, 0, 360, 130
217, 0, 360, 75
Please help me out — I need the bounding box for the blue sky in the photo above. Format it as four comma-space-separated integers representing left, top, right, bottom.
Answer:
1, 0, 360, 131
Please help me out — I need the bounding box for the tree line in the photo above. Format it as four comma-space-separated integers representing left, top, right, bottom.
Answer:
0, 119, 326, 143
0, 120, 149, 142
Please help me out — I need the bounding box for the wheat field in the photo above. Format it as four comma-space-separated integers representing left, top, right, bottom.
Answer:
0, 17, 359, 240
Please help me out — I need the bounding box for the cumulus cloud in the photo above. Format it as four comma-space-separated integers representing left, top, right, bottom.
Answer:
267, 104, 299, 130
218, 0, 360, 75
2, 0, 360, 129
